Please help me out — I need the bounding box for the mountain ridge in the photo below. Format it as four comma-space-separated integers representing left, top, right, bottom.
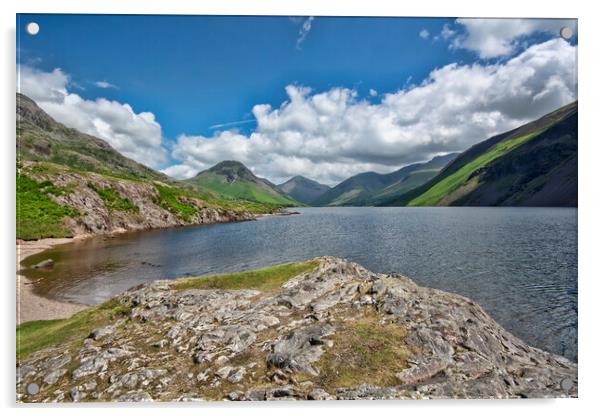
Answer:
385, 102, 578, 207
313, 153, 458, 206
277, 176, 330, 205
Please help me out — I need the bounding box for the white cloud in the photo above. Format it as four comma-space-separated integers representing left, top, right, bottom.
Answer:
18, 65, 167, 168
164, 39, 577, 185
452, 18, 577, 59
95, 80, 118, 89
161, 164, 198, 179
296, 17, 314, 49
369, 89, 378, 97
441, 24, 455, 40
419, 29, 430, 39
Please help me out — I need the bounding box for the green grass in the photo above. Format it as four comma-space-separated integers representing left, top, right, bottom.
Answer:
172, 260, 319, 292
16, 299, 130, 361
87, 182, 139, 213
408, 130, 543, 206
16, 173, 79, 240
153, 184, 200, 221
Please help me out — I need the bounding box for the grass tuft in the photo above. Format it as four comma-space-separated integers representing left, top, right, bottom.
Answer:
87, 182, 139, 213
313, 314, 411, 389
153, 184, 199, 221
16, 299, 130, 361
171, 260, 319, 292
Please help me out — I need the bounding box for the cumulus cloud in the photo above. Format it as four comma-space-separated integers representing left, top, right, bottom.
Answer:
18, 65, 167, 168
451, 18, 577, 59
419, 29, 430, 39
163, 39, 577, 185
296, 17, 314, 49
95, 80, 118, 89
369, 89, 378, 97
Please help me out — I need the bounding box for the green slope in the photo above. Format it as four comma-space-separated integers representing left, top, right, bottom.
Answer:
187, 161, 299, 207
387, 101, 577, 207
408, 131, 541, 206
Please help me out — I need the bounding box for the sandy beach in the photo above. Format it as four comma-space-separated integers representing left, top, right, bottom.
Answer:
17, 237, 90, 324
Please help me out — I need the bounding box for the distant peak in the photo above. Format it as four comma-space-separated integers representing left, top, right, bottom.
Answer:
210, 160, 248, 170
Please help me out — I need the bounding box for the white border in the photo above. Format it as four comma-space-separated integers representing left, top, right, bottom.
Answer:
2, 1, 601, 415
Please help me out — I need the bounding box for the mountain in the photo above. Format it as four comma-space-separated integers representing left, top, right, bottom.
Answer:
17, 93, 165, 181
16, 93, 276, 240
386, 102, 577, 207
277, 176, 330, 205
313, 153, 458, 206
187, 161, 299, 206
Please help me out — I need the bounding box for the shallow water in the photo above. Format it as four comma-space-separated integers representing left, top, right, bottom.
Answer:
21, 207, 578, 361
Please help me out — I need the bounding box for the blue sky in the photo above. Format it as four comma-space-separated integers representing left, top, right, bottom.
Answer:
17, 15, 578, 184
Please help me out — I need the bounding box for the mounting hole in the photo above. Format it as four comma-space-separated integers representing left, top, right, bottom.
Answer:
26, 383, 39, 395
26, 22, 40, 36
560, 26, 573, 40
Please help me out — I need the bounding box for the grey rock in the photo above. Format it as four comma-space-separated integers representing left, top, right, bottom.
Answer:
215, 366, 233, 379
267, 325, 334, 375
33, 259, 54, 269
43, 369, 67, 385
115, 391, 153, 402
226, 391, 243, 401
69, 387, 86, 402
89, 327, 114, 341
227, 367, 246, 384
72, 356, 108, 379
308, 388, 333, 400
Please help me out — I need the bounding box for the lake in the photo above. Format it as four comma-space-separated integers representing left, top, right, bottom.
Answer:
21, 207, 578, 362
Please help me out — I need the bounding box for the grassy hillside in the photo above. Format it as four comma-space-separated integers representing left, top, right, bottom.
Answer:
187, 161, 299, 207
16, 94, 279, 240
408, 131, 541, 206
387, 102, 577, 207
16, 171, 80, 240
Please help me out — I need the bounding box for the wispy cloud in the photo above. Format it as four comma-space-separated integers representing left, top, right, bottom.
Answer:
209, 119, 256, 130
296, 17, 314, 49
95, 80, 118, 89
419, 29, 430, 39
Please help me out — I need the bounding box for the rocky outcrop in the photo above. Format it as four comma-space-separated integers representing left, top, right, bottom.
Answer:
20, 161, 257, 237
16, 257, 577, 402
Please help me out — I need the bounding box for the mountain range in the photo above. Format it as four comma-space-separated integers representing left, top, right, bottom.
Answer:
17, 91, 578, 231
311, 153, 459, 206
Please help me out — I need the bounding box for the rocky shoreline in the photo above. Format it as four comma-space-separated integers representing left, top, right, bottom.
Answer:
16, 257, 577, 402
